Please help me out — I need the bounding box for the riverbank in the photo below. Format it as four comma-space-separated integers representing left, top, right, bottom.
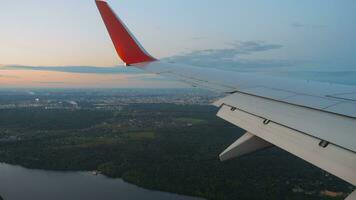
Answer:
0, 102, 353, 200
0, 163, 202, 200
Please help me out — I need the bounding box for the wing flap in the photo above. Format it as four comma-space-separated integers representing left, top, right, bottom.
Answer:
214, 92, 356, 153
219, 131, 273, 161
216, 103, 356, 185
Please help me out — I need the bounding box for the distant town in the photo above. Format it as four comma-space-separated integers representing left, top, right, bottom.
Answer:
0, 88, 220, 110
0, 88, 353, 200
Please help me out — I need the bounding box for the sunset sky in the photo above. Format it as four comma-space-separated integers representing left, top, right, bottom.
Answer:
1, 0, 356, 88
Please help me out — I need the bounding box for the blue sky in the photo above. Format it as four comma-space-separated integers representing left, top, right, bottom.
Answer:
0, 0, 356, 87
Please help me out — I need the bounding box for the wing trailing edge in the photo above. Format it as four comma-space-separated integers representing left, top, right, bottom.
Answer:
215, 92, 356, 186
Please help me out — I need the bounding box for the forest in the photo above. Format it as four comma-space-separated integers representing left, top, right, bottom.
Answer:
0, 103, 353, 200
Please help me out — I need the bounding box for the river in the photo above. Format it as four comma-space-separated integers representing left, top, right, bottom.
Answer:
0, 163, 202, 200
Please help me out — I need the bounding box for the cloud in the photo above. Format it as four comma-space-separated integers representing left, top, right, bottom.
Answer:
1, 65, 141, 74
0, 74, 20, 79
164, 41, 296, 71
291, 22, 304, 28
129, 73, 173, 82
291, 22, 327, 29
0, 41, 297, 82
191, 36, 208, 40
35, 81, 67, 84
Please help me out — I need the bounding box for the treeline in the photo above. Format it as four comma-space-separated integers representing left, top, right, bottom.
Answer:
0, 104, 353, 200
0, 108, 112, 130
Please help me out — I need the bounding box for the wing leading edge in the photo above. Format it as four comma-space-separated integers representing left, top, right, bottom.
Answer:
94, 1, 356, 198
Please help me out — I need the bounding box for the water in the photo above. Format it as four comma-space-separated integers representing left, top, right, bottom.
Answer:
0, 66, 355, 200
0, 163, 202, 200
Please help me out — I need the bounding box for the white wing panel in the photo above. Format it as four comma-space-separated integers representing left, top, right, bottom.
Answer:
330, 92, 356, 102
283, 95, 339, 109
239, 87, 296, 100
134, 61, 356, 119
217, 104, 356, 185
214, 92, 356, 152
326, 103, 356, 117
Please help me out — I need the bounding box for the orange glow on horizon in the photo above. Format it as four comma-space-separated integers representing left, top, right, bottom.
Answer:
0, 69, 187, 88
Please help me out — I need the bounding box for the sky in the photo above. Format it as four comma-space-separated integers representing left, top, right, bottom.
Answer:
0, 0, 356, 88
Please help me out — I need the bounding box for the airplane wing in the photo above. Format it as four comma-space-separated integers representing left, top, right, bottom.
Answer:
95, 0, 356, 197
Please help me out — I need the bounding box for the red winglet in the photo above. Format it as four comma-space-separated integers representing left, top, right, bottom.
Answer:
95, 0, 156, 65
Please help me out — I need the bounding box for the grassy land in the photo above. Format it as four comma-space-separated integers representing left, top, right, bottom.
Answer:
174, 117, 205, 125
0, 104, 353, 200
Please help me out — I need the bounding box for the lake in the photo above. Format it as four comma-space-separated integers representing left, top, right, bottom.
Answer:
0, 163, 202, 200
